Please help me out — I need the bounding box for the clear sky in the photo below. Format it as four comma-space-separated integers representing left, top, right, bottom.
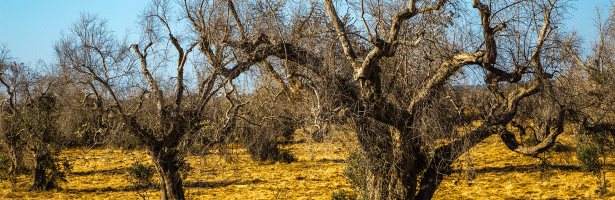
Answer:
0, 0, 149, 65
0, 0, 612, 65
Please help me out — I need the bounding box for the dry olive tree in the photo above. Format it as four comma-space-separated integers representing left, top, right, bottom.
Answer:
202, 0, 578, 199
47, 0, 593, 199
0, 46, 70, 190
54, 0, 285, 197
0, 44, 31, 175
322, 0, 576, 199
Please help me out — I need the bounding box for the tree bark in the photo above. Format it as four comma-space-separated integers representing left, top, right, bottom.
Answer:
7, 134, 26, 174
31, 151, 55, 190
388, 127, 418, 200
149, 147, 185, 200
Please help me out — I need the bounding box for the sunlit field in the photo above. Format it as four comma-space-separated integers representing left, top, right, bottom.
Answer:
0, 127, 613, 199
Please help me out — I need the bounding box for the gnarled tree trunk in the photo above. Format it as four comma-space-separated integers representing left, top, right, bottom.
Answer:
149, 147, 185, 200
31, 151, 54, 190
7, 135, 26, 174
388, 128, 418, 200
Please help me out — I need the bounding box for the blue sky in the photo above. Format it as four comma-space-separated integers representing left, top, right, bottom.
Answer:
0, 0, 612, 65
0, 0, 149, 65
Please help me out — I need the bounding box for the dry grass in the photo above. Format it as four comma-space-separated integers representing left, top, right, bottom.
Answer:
435, 133, 615, 200
0, 124, 613, 199
0, 130, 357, 199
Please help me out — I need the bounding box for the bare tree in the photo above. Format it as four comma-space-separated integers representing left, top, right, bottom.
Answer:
55, 0, 256, 197
0, 43, 31, 175
47, 0, 598, 199
194, 0, 577, 199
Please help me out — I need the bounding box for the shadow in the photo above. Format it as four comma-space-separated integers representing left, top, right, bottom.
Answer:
278, 139, 307, 145
184, 178, 266, 188
62, 186, 143, 193
463, 163, 615, 174
473, 164, 579, 173
317, 158, 345, 163
61, 179, 268, 193
71, 168, 128, 176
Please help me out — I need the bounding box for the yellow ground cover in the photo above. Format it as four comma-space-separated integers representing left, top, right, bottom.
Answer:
435, 133, 615, 199
0, 130, 356, 199
0, 125, 613, 199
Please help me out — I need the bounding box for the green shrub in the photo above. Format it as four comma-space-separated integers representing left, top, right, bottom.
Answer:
343, 149, 367, 199
576, 131, 613, 195
523, 136, 538, 146
31, 151, 72, 191
127, 161, 155, 188
239, 124, 297, 163
0, 154, 17, 189
0, 154, 11, 177
577, 143, 602, 175
246, 133, 278, 161
331, 189, 357, 200
279, 118, 297, 141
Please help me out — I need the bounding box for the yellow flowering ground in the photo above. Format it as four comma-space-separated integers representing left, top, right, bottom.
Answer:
0, 125, 613, 199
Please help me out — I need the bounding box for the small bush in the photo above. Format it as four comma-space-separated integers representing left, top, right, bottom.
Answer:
0, 154, 11, 177
246, 135, 278, 161
29, 151, 72, 191
331, 189, 357, 200
343, 149, 367, 199
279, 118, 297, 141
523, 137, 538, 146
127, 161, 155, 188
576, 143, 602, 175
0, 154, 17, 189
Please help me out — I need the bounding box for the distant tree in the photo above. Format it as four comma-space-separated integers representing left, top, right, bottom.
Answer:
0, 44, 31, 175
54, 2, 250, 197
560, 4, 615, 195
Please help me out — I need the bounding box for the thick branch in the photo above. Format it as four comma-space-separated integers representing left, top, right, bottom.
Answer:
132, 43, 164, 119
323, 0, 358, 62
408, 51, 485, 113
499, 109, 566, 157
388, 0, 447, 42
226, 0, 246, 40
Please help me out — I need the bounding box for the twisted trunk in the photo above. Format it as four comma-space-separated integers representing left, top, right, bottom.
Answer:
149, 147, 185, 200
31, 151, 55, 190
387, 128, 418, 200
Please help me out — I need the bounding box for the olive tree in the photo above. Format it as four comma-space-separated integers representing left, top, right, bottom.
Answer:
54, 0, 259, 197
201, 0, 577, 199
0, 44, 31, 175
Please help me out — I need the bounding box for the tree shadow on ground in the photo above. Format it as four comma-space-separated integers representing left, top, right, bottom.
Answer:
317, 158, 345, 163
277, 139, 307, 145
71, 168, 128, 176
184, 178, 266, 188
61, 186, 143, 193
59, 179, 267, 193
467, 163, 615, 174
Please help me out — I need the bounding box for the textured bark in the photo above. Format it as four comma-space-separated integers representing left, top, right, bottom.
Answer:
500, 110, 567, 157
31, 152, 55, 190
365, 168, 384, 200
149, 148, 185, 200
388, 128, 417, 200
7, 134, 26, 174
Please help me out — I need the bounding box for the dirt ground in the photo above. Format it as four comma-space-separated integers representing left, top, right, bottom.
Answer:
0, 127, 613, 199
